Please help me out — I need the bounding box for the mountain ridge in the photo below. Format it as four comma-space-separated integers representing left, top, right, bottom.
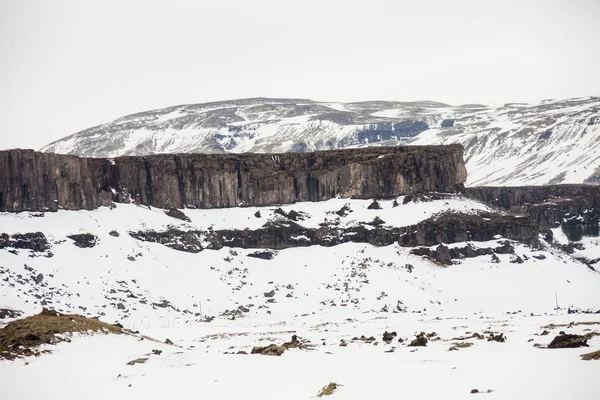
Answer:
41, 96, 600, 186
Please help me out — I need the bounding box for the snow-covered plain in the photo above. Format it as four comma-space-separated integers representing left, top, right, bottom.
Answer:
1, 196, 600, 399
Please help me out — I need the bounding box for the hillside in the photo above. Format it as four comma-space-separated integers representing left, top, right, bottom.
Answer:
1, 194, 600, 399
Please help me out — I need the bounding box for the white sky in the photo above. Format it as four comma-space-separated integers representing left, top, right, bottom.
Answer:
1, 0, 598, 150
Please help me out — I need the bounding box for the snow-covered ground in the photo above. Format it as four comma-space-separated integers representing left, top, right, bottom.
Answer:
2, 196, 600, 399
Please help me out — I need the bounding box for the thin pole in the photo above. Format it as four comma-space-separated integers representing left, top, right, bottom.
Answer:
555, 293, 559, 310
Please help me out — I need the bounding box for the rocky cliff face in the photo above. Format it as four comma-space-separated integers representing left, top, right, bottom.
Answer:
466, 185, 600, 227
0, 145, 467, 212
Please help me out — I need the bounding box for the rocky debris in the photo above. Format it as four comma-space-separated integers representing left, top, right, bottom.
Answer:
34, 273, 43, 284
132, 211, 538, 254
251, 335, 312, 356
470, 389, 493, 394
408, 333, 428, 347
494, 241, 515, 254
547, 334, 589, 348
254, 211, 261, 218
335, 205, 351, 217
370, 216, 385, 227
367, 200, 382, 210
510, 255, 524, 264
487, 333, 506, 343
449, 342, 473, 351
108, 230, 120, 237
412, 241, 515, 263
0, 232, 50, 253
264, 290, 276, 298
581, 350, 600, 360
247, 250, 277, 260
129, 229, 204, 253
165, 338, 174, 345
382, 331, 397, 343
351, 335, 376, 344
151, 349, 162, 355
274, 208, 306, 221
317, 382, 340, 397
67, 234, 98, 248
165, 208, 191, 222
0, 309, 22, 319
126, 357, 148, 366
0, 146, 467, 212
435, 244, 452, 265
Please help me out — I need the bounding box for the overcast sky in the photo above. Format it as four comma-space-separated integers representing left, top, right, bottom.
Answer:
1, 0, 598, 150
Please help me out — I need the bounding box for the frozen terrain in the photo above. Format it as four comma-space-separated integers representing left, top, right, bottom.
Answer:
1, 196, 600, 399
40, 97, 600, 186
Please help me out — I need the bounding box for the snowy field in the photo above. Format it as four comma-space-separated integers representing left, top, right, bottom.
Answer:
1, 196, 600, 399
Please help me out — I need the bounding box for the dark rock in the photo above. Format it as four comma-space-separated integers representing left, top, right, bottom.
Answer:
509, 255, 524, 264
539, 129, 552, 140
494, 241, 515, 254
109, 230, 120, 237
152, 349, 162, 355
547, 334, 589, 348
382, 331, 397, 343
408, 333, 428, 347
335, 205, 351, 217
67, 234, 98, 248
34, 273, 43, 284
264, 290, 276, 298
370, 216, 385, 226
398, 212, 538, 248
0, 146, 467, 212
435, 244, 452, 265
254, 211, 261, 218
0, 308, 22, 319
441, 119, 455, 128
466, 185, 600, 233
487, 333, 506, 342
0, 232, 50, 252
238, 305, 250, 313
368, 200, 382, 210
165, 208, 191, 222
251, 344, 286, 356
247, 250, 277, 260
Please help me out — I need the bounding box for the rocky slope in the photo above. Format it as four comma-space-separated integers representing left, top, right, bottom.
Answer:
0, 145, 467, 212
40, 96, 600, 186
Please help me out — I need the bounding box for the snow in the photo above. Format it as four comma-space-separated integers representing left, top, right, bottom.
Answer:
1, 196, 600, 399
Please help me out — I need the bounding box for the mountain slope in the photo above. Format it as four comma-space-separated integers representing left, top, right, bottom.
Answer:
41, 97, 600, 186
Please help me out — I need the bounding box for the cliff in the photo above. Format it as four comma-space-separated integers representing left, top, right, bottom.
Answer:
466, 185, 600, 228
0, 145, 467, 212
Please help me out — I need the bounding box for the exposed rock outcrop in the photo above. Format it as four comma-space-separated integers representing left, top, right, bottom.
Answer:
129, 212, 539, 253
0, 146, 467, 212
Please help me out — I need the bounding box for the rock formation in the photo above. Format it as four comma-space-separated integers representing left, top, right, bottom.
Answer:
0, 145, 467, 212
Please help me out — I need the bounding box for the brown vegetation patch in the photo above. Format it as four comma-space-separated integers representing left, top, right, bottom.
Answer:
0, 308, 121, 360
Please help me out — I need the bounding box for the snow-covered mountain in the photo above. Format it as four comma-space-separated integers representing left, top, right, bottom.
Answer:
41, 96, 600, 186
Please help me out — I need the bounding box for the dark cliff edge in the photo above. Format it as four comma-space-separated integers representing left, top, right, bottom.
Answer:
0, 145, 467, 212
466, 185, 600, 242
